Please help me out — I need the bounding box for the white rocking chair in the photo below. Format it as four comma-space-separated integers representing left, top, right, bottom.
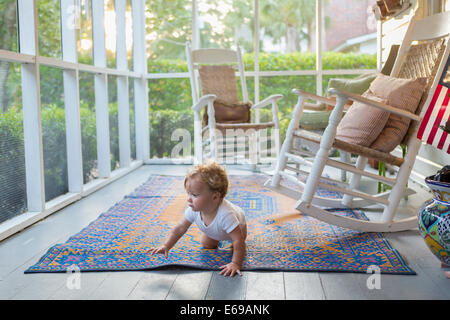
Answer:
186, 42, 283, 165
266, 11, 450, 232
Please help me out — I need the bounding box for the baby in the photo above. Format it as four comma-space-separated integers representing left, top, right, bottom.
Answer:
150, 160, 247, 277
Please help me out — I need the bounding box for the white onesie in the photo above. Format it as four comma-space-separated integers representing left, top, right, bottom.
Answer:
184, 199, 246, 241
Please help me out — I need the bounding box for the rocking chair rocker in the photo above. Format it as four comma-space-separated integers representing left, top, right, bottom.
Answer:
266, 11, 450, 232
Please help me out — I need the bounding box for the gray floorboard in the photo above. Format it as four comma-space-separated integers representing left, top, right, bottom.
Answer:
245, 271, 285, 300
127, 269, 178, 300
284, 272, 325, 300
205, 271, 248, 300
166, 270, 213, 300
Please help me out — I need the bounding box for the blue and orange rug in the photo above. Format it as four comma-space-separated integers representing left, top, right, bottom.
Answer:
25, 175, 415, 274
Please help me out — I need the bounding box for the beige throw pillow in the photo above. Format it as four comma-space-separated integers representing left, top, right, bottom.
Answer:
335, 91, 389, 147
335, 74, 426, 152
369, 74, 426, 152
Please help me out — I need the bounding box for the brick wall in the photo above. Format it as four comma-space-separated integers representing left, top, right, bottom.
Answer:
314, 0, 377, 51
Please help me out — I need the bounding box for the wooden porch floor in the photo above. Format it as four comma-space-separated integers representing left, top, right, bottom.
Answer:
1, 164, 449, 300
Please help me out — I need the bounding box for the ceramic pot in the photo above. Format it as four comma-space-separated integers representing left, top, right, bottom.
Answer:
418, 176, 450, 266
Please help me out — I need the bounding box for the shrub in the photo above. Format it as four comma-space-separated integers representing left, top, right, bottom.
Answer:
41, 104, 68, 200
150, 109, 194, 158
0, 106, 26, 222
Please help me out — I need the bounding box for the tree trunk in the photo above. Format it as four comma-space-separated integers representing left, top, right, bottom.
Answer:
286, 25, 300, 53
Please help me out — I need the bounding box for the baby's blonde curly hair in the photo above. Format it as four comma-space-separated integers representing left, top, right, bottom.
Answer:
184, 160, 229, 199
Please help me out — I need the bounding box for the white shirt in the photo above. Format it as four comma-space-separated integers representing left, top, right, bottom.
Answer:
184, 199, 246, 241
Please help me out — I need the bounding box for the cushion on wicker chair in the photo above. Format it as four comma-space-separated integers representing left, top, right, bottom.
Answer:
202, 99, 252, 125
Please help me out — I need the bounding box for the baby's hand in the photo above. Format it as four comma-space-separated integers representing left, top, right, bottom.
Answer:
219, 262, 242, 277
148, 245, 170, 258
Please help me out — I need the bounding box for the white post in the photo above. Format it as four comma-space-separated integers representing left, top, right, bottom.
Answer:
61, 0, 83, 192
236, 45, 248, 102
186, 43, 202, 163
342, 156, 368, 207
254, 0, 260, 164
193, 110, 203, 164
382, 138, 421, 223
115, 0, 131, 168
186, 42, 198, 104
92, 0, 111, 178
272, 100, 280, 159
248, 129, 257, 165
253, 0, 260, 106
300, 95, 347, 204
192, 0, 199, 50
207, 101, 217, 160
377, 20, 382, 71
18, 0, 45, 211
271, 94, 306, 187
132, 0, 150, 161
316, 0, 323, 96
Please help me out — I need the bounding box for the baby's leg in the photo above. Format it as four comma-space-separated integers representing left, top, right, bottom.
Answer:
201, 233, 219, 249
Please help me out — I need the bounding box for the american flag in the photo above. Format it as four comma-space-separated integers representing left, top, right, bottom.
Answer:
417, 55, 450, 154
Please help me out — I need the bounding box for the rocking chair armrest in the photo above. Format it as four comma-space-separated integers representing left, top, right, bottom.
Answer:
304, 102, 327, 111
191, 94, 217, 112
251, 94, 283, 109
292, 88, 336, 106
328, 88, 421, 121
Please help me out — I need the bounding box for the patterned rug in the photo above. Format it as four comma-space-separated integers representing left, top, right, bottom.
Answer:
25, 175, 415, 274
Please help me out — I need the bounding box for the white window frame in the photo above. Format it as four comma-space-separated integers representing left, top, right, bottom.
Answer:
0, 0, 147, 241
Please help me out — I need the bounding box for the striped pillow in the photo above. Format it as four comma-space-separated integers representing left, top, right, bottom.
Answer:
369, 74, 426, 152
335, 91, 389, 147
335, 74, 426, 152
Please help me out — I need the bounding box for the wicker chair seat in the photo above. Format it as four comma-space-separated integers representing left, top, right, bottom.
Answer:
203, 122, 275, 134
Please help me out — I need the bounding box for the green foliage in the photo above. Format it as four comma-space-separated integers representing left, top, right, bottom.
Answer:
40, 66, 65, 110
322, 51, 377, 69
150, 109, 194, 158
146, 0, 192, 60
37, 0, 62, 58
260, 0, 316, 52
41, 104, 68, 200
79, 101, 98, 183
0, 0, 18, 52
0, 106, 26, 221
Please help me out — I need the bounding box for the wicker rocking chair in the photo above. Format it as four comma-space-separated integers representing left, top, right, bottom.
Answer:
186, 42, 283, 166
266, 11, 450, 232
